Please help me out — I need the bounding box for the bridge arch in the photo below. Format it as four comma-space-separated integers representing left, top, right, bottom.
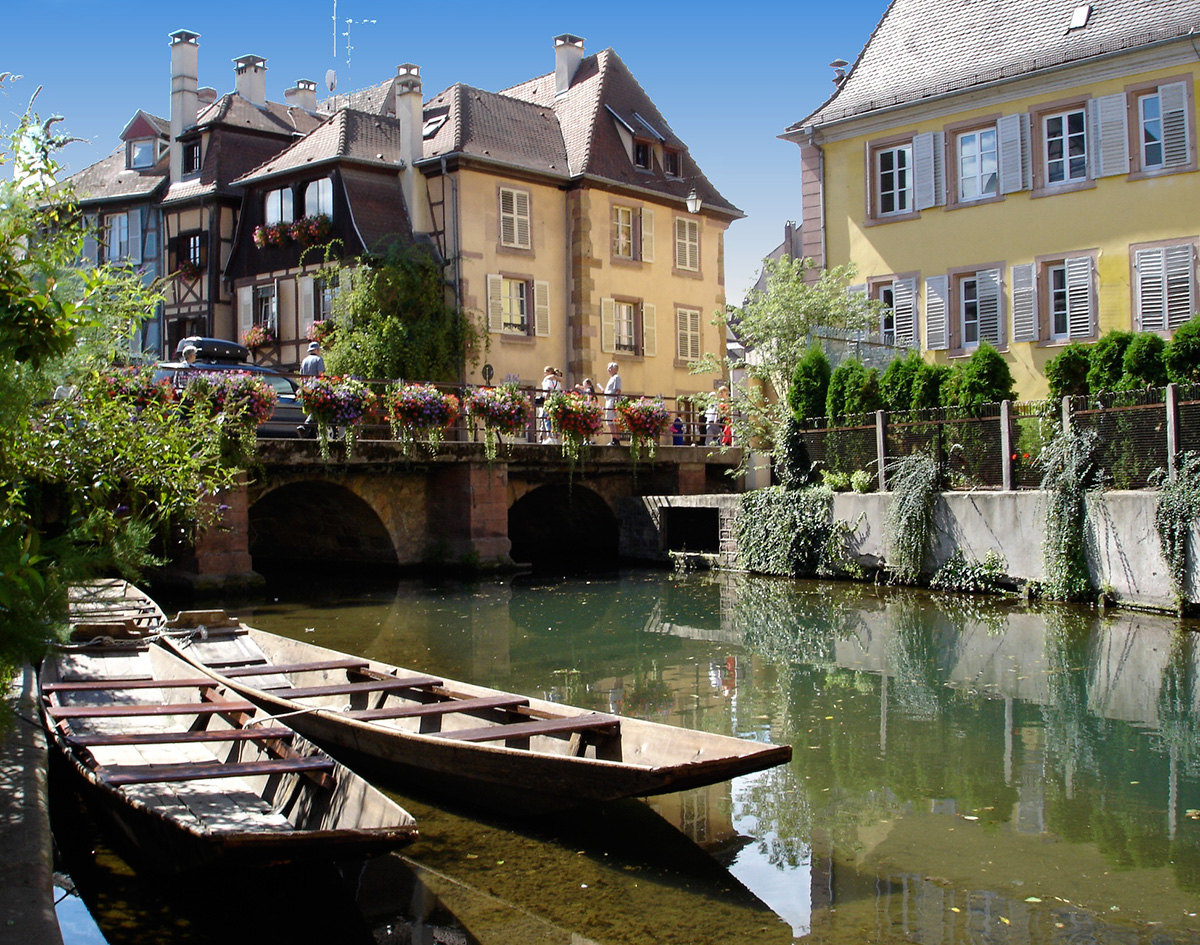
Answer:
508, 484, 619, 569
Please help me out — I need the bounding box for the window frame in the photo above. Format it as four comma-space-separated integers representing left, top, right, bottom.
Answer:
264, 187, 294, 226
128, 138, 156, 169
865, 133, 923, 224
1027, 96, 1095, 196
875, 142, 914, 218
1126, 75, 1197, 178
316, 274, 339, 322
498, 186, 532, 251
943, 263, 1005, 352
613, 299, 640, 354
500, 276, 529, 334
185, 232, 203, 268
102, 212, 129, 263
633, 139, 652, 171
1042, 106, 1089, 186
674, 216, 701, 274
182, 140, 202, 175
611, 204, 636, 260
1131, 238, 1199, 333
663, 149, 681, 178
956, 126, 1000, 204
253, 282, 278, 331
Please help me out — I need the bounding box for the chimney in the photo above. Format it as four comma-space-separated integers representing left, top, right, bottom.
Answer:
197, 87, 218, 108
233, 54, 267, 105
285, 79, 318, 112
553, 34, 585, 95
394, 63, 429, 234
169, 29, 200, 183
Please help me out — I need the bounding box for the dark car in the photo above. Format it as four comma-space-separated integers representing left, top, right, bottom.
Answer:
156, 337, 304, 437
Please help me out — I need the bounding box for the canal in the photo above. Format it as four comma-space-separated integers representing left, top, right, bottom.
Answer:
53, 569, 1200, 943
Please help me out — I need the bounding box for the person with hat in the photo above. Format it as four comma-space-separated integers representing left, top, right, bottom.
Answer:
539, 365, 563, 443
297, 341, 326, 437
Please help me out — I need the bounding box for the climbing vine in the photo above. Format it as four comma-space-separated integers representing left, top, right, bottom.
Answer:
883, 451, 942, 585
1038, 426, 1100, 601
1152, 450, 1200, 608
735, 486, 860, 578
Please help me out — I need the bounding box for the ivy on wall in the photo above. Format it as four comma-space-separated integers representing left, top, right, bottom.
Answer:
735, 486, 859, 578
1038, 426, 1100, 601
1153, 451, 1200, 608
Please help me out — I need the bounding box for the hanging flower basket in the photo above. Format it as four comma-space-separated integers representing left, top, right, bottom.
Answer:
545, 391, 603, 468
464, 384, 533, 461
182, 371, 278, 465
299, 375, 376, 459
176, 259, 202, 282
252, 222, 292, 248
386, 383, 461, 455
617, 397, 671, 466
241, 323, 276, 349
96, 367, 176, 412
290, 214, 332, 247
307, 318, 336, 345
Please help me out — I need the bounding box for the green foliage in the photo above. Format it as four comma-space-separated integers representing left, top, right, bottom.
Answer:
1152, 451, 1200, 606
1087, 330, 1133, 394
910, 361, 952, 410
820, 469, 850, 491
774, 416, 812, 490
850, 469, 875, 493
1165, 314, 1200, 384
1045, 342, 1091, 398
1038, 426, 1100, 601
787, 344, 831, 420
1119, 332, 1168, 390
320, 241, 477, 382
930, 550, 1008, 594
880, 351, 922, 412
945, 342, 1015, 410
736, 486, 860, 578
883, 451, 942, 585
826, 357, 883, 423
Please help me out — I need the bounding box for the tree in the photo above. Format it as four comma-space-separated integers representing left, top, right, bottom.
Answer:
910, 362, 952, 410
826, 358, 883, 423
787, 344, 831, 421
1120, 332, 1168, 389
946, 342, 1016, 410
1045, 342, 1091, 398
1087, 330, 1133, 393
880, 350, 923, 412
1165, 314, 1200, 384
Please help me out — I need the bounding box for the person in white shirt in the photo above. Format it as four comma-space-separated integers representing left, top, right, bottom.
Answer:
603, 361, 622, 445
539, 365, 562, 442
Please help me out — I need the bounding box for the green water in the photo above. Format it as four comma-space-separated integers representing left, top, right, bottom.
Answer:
58, 570, 1200, 943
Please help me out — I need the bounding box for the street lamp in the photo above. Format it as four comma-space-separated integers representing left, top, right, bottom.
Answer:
686, 188, 703, 214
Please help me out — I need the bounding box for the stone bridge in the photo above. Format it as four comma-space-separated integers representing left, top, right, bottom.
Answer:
180, 439, 742, 587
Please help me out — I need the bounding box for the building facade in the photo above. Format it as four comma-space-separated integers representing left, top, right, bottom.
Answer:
783, 0, 1200, 399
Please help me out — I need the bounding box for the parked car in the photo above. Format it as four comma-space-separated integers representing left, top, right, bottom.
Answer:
155, 337, 303, 437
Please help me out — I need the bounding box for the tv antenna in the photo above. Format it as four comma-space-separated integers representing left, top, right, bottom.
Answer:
343, 16, 377, 70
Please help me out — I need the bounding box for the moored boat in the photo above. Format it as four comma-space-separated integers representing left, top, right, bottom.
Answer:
160, 609, 793, 813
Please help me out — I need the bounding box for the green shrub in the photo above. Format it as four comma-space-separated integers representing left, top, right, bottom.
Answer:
1120, 332, 1168, 389
788, 344, 831, 420
821, 469, 850, 491
946, 342, 1016, 410
910, 362, 952, 410
775, 416, 813, 490
736, 486, 858, 577
1045, 342, 1091, 398
850, 468, 875, 493
881, 350, 923, 412
1087, 330, 1133, 393
826, 358, 884, 423
1165, 314, 1200, 384
930, 550, 1008, 593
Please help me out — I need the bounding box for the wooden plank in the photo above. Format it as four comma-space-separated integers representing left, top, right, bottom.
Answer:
42, 677, 216, 693
440, 713, 620, 743
281, 676, 442, 699
348, 694, 529, 721
46, 700, 255, 719
99, 756, 335, 786
66, 727, 295, 748
219, 658, 370, 678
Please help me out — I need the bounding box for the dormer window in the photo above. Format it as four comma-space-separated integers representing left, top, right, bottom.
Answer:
182, 141, 202, 175
633, 140, 652, 170
663, 149, 681, 178
128, 139, 155, 169
304, 178, 333, 218
265, 187, 294, 225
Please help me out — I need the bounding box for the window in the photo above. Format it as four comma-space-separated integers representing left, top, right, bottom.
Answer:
254, 283, 277, 330
602, 298, 656, 356
957, 127, 998, 201
1012, 256, 1094, 343
676, 307, 702, 361
868, 276, 917, 346
633, 140, 652, 170
612, 206, 635, 259
485, 274, 550, 336
1047, 265, 1069, 339
663, 149, 681, 177
674, 218, 700, 272
499, 187, 531, 249
1134, 242, 1197, 332
265, 187, 293, 225
129, 139, 155, 169
876, 144, 913, 215
1043, 108, 1087, 184
103, 213, 128, 262
304, 178, 333, 218
185, 233, 203, 267
501, 277, 528, 333
926, 268, 1001, 351
1140, 93, 1164, 168
614, 301, 637, 352
316, 276, 339, 321
960, 276, 980, 348
182, 141, 201, 175
876, 283, 896, 343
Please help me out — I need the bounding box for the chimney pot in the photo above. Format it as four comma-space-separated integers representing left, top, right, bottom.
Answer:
233, 54, 268, 106
169, 29, 200, 184
553, 34, 585, 96
285, 78, 318, 112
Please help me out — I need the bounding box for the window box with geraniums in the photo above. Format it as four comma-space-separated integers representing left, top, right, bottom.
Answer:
299, 375, 376, 459
545, 391, 604, 469
464, 384, 533, 461
252, 222, 291, 248
307, 318, 336, 345
290, 214, 332, 247
176, 259, 202, 282
241, 323, 276, 349
386, 383, 460, 456
182, 371, 278, 466
617, 396, 671, 467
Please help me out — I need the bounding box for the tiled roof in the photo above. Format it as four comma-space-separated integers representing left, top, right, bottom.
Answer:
318, 80, 394, 118
342, 167, 413, 252
67, 148, 168, 205
195, 93, 324, 138
796, 0, 1200, 129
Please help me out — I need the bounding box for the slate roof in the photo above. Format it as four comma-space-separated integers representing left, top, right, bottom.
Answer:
795, 0, 1200, 130
68, 147, 168, 205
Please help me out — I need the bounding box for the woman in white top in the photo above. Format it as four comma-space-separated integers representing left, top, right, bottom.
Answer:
540, 365, 563, 442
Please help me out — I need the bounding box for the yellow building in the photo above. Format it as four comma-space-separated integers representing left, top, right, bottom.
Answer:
782, 0, 1199, 399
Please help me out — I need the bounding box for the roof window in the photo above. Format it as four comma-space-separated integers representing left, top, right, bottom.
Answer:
422, 115, 447, 139
1067, 3, 1092, 30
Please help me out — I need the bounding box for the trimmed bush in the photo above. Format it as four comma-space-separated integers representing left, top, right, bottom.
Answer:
881, 350, 923, 412
947, 342, 1016, 410
1165, 314, 1200, 383
826, 357, 883, 423
1086, 329, 1133, 393
788, 344, 831, 420
1120, 332, 1168, 389
1045, 342, 1091, 398
910, 361, 952, 410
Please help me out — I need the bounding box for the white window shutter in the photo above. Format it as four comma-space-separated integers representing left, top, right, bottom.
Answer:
1166, 243, 1196, 329
640, 208, 654, 262
977, 269, 1002, 346
238, 285, 253, 336
601, 298, 616, 353
515, 191, 531, 249
642, 302, 657, 357
892, 276, 917, 347
499, 190, 515, 245
1135, 248, 1166, 331
1160, 82, 1190, 168
913, 131, 945, 210
1090, 93, 1130, 178
299, 275, 315, 336
81, 213, 98, 264
127, 210, 142, 264
533, 280, 551, 337
689, 309, 702, 359
486, 274, 503, 332
270, 278, 280, 334
998, 114, 1027, 193
1065, 256, 1093, 338
925, 275, 949, 350
1011, 263, 1037, 342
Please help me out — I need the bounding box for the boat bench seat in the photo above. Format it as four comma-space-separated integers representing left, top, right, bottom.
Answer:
218, 658, 371, 678
66, 727, 295, 748
442, 712, 620, 743
42, 677, 216, 693
278, 676, 443, 699
45, 699, 255, 719
98, 756, 335, 786
348, 694, 529, 721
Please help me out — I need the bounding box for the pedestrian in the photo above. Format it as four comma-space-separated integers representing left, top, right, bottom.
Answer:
182, 344, 198, 366
297, 341, 326, 438
574, 377, 597, 402
705, 385, 729, 445
671, 414, 685, 446
539, 365, 563, 443
604, 361, 622, 445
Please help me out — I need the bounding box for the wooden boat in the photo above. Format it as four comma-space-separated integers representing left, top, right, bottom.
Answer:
160, 609, 793, 813
41, 587, 418, 871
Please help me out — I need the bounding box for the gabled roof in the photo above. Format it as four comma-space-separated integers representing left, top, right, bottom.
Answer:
794, 0, 1200, 131
66, 147, 168, 206
120, 110, 169, 142
192, 92, 325, 138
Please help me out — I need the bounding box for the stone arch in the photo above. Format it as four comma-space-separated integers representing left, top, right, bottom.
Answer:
508, 484, 619, 569
248, 479, 398, 572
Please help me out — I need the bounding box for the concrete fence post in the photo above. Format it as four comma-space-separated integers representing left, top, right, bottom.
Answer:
875, 410, 888, 491
1000, 399, 1013, 492
1061, 395, 1072, 433
1167, 382, 1180, 480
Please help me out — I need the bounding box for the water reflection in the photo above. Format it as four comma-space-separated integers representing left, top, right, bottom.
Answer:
61, 571, 1200, 943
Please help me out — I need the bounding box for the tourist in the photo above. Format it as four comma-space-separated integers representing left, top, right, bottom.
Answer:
604, 361, 622, 445
182, 344, 198, 366
540, 365, 562, 443
297, 341, 326, 438
671, 414, 685, 446
705, 386, 729, 445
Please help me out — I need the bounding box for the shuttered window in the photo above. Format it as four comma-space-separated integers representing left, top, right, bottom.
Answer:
1043, 108, 1087, 184
997, 113, 1030, 193
1091, 93, 1130, 177
924, 275, 949, 351
912, 131, 944, 210
876, 145, 912, 215
499, 188, 531, 249
1135, 244, 1196, 332
674, 218, 700, 272
676, 307, 702, 361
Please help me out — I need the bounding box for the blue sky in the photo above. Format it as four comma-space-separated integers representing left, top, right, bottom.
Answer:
1, 0, 887, 298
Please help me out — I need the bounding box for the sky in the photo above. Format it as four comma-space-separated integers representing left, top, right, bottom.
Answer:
1, 0, 888, 299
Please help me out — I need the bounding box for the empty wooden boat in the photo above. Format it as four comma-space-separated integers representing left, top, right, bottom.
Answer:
41, 632, 418, 872
160, 610, 793, 813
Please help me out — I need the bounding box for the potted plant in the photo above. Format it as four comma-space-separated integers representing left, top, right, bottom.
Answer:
386, 383, 460, 456
545, 391, 603, 469
96, 367, 176, 412
182, 370, 278, 465
176, 259, 202, 282
307, 318, 336, 345
299, 375, 375, 459
241, 323, 276, 349
290, 214, 332, 247
617, 397, 671, 467
464, 384, 533, 461
252, 222, 292, 249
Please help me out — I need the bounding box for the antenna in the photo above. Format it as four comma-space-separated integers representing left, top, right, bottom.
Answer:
342, 16, 377, 70
325, 69, 337, 92
332, 0, 338, 57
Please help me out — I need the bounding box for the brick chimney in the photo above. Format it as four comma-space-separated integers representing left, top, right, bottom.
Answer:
233, 54, 267, 106
285, 79, 318, 112
169, 29, 200, 183
553, 34, 585, 95
394, 63, 429, 234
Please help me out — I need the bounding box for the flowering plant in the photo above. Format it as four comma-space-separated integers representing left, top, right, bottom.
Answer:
617, 397, 671, 465
545, 391, 603, 467
299, 375, 376, 458
176, 259, 202, 282
182, 371, 278, 465
241, 323, 276, 348
307, 318, 336, 345
464, 384, 533, 460
290, 214, 332, 247
96, 368, 176, 411
252, 222, 291, 249
386, 383, 460, 455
